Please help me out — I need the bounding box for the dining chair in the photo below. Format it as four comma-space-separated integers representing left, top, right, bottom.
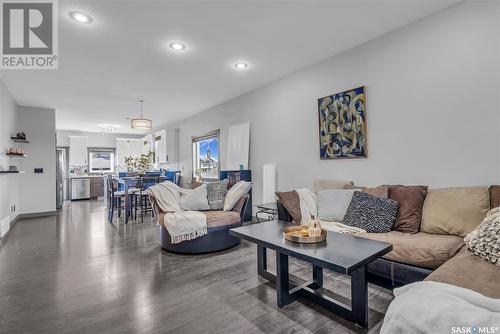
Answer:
133, 175, 160, 223
106, 175, 127, 222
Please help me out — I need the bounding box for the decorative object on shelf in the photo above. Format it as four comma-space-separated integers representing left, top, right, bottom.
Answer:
125, 151, 153, 173
131, 100, 152, 129
8, 165, 17, 171
15, 131, 26, 140
318, 86, 367, 159
283, 225, 327, 244
7, 147, 26, 156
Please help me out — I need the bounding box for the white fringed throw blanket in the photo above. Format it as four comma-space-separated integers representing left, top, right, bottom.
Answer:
381, 281, 500, 334
295, 188, 366, 234
295, 188, 317, 225
147, 181, 207, 244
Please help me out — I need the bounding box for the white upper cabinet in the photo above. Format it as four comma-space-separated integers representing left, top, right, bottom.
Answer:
153, 130, 166, 164
141, 134, 154, 155
153, 129, 178, 164
69, 136, 88, 166
165, 129, 178, 163
116, 138, 142, 165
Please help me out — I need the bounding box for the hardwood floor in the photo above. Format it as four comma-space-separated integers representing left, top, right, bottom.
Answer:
0, 200, 393, 334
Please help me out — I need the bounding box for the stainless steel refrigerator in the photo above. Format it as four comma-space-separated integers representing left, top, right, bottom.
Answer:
56, 148, 68, 209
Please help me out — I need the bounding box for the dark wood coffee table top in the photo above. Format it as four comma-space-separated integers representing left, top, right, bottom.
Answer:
230, 221, 392, 274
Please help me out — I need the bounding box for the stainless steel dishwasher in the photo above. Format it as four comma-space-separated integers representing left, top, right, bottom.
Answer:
71, 177, 90, 200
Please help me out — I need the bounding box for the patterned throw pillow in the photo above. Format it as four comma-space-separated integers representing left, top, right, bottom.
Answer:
343, 191, 399, 233
206, 179, 229, 210
464, 207, 500, 266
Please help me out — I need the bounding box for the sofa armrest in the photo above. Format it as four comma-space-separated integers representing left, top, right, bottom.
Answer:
147, 193, 163, 223
277, 199, 293, 222
232, 195, 249, 222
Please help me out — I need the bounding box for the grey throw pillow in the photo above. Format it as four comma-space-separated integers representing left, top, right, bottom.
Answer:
317, 189, 359, 222
343, 191, 399, 233
206, 179, 229, 210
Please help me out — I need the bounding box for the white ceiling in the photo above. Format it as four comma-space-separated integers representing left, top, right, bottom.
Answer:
0, 0, 458, 135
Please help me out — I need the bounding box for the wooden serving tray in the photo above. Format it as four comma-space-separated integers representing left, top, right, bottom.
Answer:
283, 226, 327, 244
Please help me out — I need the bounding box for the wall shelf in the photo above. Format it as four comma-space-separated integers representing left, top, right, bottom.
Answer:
10, 137, 29, 143
6, 153, 27, 157
0, 171, 23, 174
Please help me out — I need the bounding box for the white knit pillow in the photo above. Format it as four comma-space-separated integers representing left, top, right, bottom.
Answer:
179, 184, 210, 211
464, 207, 500, 266
223, 181, 252, 211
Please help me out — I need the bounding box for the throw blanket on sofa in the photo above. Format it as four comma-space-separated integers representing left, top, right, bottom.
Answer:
381, 281, 500, 334
295, 188, 366, 234
147, 181, 207, 244
295, 188, 317, 225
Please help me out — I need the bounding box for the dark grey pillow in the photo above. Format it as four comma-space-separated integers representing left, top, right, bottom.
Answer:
206, 179, 229, 210
343, 191, 399, 233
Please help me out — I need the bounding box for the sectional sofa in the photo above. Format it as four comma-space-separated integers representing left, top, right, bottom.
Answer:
277, 181, 500, 299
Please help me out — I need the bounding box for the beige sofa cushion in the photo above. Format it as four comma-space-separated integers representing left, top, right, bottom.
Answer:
158, 210, 240, 228
313, 179, 353, 193
426, 247, 500, 299
420, 186, 489, 237
204, 211, 240, 227
357, 231, 463, 269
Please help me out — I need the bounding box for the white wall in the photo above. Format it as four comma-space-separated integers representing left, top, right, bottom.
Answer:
0, 80, 20, 231
173, 1, 500, 210
19, 106, 57, 214
56, 130, 142, 148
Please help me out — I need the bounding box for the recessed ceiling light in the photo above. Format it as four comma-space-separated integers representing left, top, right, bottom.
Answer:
169, 42, 186, 51
234, 62, 248, 70
69, 11, 93, 24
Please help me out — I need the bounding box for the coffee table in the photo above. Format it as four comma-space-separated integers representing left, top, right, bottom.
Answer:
229, 221, 392, 328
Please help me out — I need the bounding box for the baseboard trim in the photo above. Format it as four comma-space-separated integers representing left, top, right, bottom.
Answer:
18, 211, 57, 219
10, 215, 19, 228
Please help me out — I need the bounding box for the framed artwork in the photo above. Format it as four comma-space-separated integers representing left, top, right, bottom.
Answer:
318, 86, 367, 159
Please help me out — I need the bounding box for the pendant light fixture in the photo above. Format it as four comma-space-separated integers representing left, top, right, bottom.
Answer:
131, 100, 152, 130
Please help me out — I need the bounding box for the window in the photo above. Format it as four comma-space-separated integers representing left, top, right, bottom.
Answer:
192, 130, 219, 180
88, 149, 115, 173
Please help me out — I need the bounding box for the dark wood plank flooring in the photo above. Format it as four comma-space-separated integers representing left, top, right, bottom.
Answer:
0, 200, 393, 334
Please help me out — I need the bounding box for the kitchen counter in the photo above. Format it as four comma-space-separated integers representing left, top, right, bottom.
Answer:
70, 175, 114, 179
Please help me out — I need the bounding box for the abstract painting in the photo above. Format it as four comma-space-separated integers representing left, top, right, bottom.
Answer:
318, 86, 367, 159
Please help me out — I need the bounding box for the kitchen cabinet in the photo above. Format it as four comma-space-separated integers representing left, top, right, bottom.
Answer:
154, 129, 178, 164
141, 134, 153, 155
153, 130, 166, 163
116, 138, 142, 165
90, 177, 104, 198
69, 136, 88, 166
165, 129, 178, 163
